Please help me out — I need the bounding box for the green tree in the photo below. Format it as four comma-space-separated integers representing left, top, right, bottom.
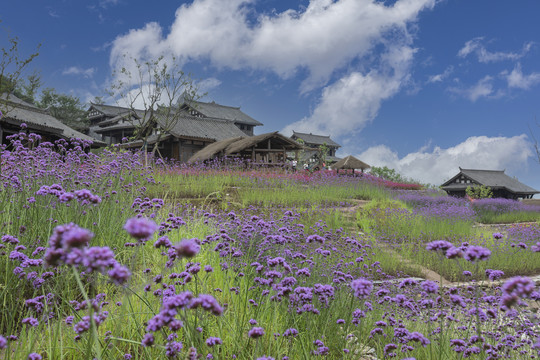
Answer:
319, 142, 329, 164
295, 138, 306, 167
16, 71, 42, 104
91, 96, 105, 105
108, 54, 202, 160
369, 166, 408, 183
38, 88, 88, 132
466, 185, 493, 199
0, 22, 40, 102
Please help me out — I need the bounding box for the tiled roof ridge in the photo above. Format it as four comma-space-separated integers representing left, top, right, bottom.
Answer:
188, 99, 241, 110
0, 95, 50, 116
293, 130, 331, 137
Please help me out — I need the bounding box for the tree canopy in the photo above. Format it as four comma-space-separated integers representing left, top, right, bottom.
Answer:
37, 88, 88, 133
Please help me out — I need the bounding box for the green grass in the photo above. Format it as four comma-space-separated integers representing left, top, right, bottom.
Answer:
355, 201, 540, 281
5, 155, 540, 359
148, 169, 391, 207
475, 211, 540, 224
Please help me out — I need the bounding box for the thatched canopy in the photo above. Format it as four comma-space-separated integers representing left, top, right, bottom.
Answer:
224, 131, 302, 155
332, 155, 370, 171
188, 136, 244, 163
188, 132, 304, 164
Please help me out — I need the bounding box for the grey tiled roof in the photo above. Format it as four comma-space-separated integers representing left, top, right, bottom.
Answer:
88, 103, 145, 119
182, 100, 262, 126
95, 123, 136, 133
291, 131, 341, 148
287, 150, 341, 163
1, 94, 104, 145
98, 112, 137, 126
441, 169, 539, 194
156, 114, 246, 141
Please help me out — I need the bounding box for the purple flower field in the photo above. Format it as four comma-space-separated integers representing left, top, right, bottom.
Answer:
1, 132, 540, 359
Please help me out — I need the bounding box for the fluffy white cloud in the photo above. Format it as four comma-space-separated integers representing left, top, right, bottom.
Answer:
504, 64, 540, 90
196, 77, 222, 94
110, 0, 435, 91
358, 135, 533, 185
62, 66, 96, 78
447, 75, 496, 102
282, 44, 415, 137
458, 37, 533, 63
427, 65, 453, 83
108, 0, 435, 137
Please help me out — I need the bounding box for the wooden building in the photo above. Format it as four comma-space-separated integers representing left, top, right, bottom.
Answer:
441, 168, 539, 200
87, 103, 145, 145
290, 131, 341, 163
188, 132, 304, 165
1, 94, 103, 147
120, 114, 248, 162
178, 97, 263, 136
87, 98, 263, 162
332, 155, 370, 174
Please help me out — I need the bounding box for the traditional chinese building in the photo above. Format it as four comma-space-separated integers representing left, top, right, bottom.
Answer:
178, 97, 263, 136
441, 168, 539, 199
87, 103, 145, 145
87, 98, 264, 162
290, 131, 341, 163
1, 94, 103, 147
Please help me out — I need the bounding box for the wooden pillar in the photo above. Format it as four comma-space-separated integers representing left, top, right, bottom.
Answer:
251, 147, 255, 161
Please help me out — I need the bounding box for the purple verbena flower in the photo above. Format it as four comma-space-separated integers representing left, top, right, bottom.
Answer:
248, 327, 265, 339
464, 246, 491, 262
421, 280, 439, 294
124, 217, 158, 240
142, 333, 155, 347
500, 276, 535, 308
350, 278, 373, 298
426, 240, 454, 252
206, 337, 222, 347
175, 238, 200, 258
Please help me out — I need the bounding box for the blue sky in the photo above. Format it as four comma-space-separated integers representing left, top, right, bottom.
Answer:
2, 0, 540, 191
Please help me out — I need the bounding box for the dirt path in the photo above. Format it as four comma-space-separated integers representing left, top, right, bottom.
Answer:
336, 200, 539, 288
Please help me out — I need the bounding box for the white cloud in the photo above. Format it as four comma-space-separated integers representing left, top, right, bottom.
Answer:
358, 135, 532, 185
447, 75, 496, 102
427, 65, 453, 83
504, 64, 540, 90
48, 9, 60, 18
62, 66, 96, 78
99, 0, 121, 9
109, 0, 435, 91
282, 44, 415, 137
458, 37, 533, 63
196, 77, 222, 94
107, 0, 436, 139
91, 41, 112, 52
